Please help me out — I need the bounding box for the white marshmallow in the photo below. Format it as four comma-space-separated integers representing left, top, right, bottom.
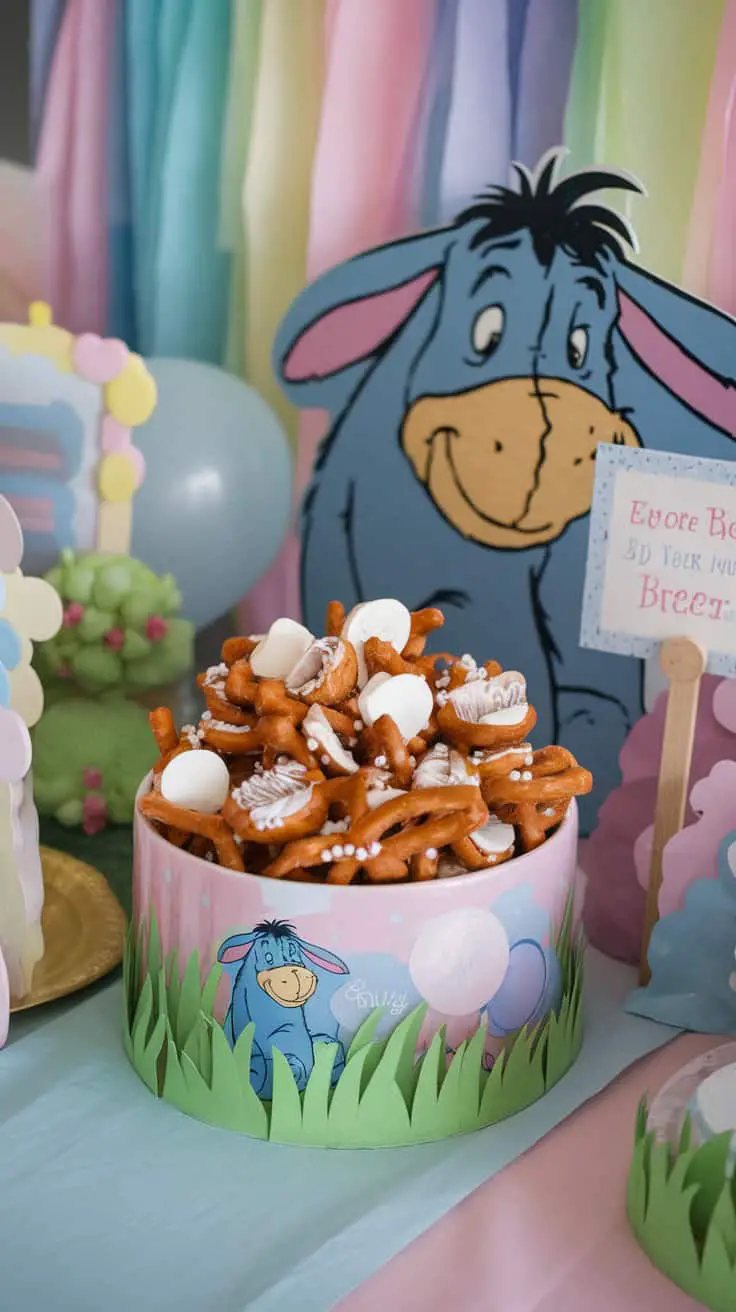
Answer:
250, 618, 314, 680
358, 671, 433, 742
161, 750, 230, 814
342, 598, 412, 688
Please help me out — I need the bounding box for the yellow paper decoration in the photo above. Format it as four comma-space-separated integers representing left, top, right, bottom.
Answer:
243, 0, 325, 444
98, 452, 138, 503
592, 0, 724, 284
104, 353, 157, 427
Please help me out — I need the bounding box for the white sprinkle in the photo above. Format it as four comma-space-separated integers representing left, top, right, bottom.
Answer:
524, 755, 533, 766
277, 755, 289, 765
331, 845, 345, 859
201, 710, 212, 721
344, 844, 355, 856
349, 737, 358, 747
409, 755, 417, 767
522, 770, 532, 781
256, 821, 266, 831
488, 813, 498, 821
437, 691, 448, 706
375, 755, 387, 767
320, 754, 330, 765
425, 847, 438, 859
320, 849, 332, 862
307, 738, 318, 751
478, 668, 488, 680
369, 841, 381, 857
353, 719, 363, 731
544, 807, 555, 817
356, 847, 368, 861
509, 770, 521, 781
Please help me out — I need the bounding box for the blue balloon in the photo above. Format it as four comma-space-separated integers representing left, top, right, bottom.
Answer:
0, 618, 21, 670
486, 939, 548, 1036
132, 359, 293, 629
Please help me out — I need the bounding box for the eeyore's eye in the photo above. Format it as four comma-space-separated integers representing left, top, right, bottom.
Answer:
472, 305, 504, 357
567, 326, 588, 369
265, 952, 274, 965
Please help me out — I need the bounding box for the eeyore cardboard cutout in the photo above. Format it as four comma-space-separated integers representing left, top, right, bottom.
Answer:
275, 150, 736, 831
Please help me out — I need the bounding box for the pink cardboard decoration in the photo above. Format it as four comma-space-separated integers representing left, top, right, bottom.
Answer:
0, 707, 32, 784
583, 673, 736, 963
634, 759, 736, 918
72, 333, 129, 384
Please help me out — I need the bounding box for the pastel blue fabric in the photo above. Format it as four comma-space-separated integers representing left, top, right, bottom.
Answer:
149, 0, 231, 362
125, 0, 159, 347
0, 950, 676, 1312
514, 0, 578, 165
627, 830, 736, 1034
136, 0, 194, 353
29, 0, 66, 160
414, 0, 460, 230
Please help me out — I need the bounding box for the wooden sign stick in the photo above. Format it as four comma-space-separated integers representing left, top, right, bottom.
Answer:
639, 635, 707, 985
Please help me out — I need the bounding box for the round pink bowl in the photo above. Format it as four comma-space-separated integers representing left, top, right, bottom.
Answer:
133, 781, 579, 1072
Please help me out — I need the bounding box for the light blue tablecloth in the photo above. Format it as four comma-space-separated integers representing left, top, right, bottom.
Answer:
0, 950, 676, 1312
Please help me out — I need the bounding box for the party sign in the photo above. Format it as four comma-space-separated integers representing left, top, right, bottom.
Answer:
581, 446, 736, 675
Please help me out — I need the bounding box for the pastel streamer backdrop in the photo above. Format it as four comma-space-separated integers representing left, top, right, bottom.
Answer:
29, 0, 734, 623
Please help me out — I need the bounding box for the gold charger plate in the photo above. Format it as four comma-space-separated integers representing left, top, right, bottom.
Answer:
10, 847, 127, 1012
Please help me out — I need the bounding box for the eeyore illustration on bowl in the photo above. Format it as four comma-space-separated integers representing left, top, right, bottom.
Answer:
218, 920, 349, 1098
276, 148, 736, 831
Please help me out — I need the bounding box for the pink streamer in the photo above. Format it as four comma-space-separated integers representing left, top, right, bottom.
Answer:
683, 0, 736, 304
36, 5, 76, 322
238, 0, 436, 633
36, 0, 112, 333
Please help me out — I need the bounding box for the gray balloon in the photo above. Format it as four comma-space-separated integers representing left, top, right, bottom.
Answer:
132, 358, 293, 629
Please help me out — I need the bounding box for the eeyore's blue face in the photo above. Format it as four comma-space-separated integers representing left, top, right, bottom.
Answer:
218, 921, 350, 1010
249, 931, 316, 1008
402, 226, 640, 551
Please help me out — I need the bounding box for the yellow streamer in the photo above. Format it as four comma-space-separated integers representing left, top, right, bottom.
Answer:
243, 0, 325, 443
593, 0, 723, 284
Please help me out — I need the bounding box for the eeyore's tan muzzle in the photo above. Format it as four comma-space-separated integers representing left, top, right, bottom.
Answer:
401, 378, 640, 549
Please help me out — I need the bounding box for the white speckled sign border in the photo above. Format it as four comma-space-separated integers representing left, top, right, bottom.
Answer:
580, 444, 736, 677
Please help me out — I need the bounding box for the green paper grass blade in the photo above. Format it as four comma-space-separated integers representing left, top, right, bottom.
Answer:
346, 1008, 385, 1062
710, 1183, 736, 1264
626, 1128, 650, 1233
201, 964, 222, 1021
165, 947, 180, 1009
183, 1014, 213, 1087
130, 975, 166, 1095
409, 1029, 446, 1140
678, 1110, 692, 1155
301, 1042, 338, 1144
433, 1039, 471, 1138
207, 1021, 269, 1137
268, 1050, 304, 1143
146, 908, 162, 983
480, 1025, 546, 1123
699, 1221, 736, 1311
175, 950, 206, 1050
687, 1134, 735, 1237
327, 1045, 376, 1143
364, 1005, 426, 1107
457, 1023, 488, 1126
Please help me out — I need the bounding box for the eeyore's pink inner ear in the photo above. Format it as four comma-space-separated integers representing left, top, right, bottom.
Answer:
617, 290, 736, 435
219, 940, 254, 964
283, 271, 439, 383
300, 947, 348, 975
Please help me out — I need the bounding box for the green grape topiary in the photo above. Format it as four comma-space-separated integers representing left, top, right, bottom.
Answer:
35, 550, 194, 696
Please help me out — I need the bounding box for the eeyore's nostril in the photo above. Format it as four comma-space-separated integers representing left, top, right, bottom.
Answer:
494, 440, 503, 453
573, 457, 583, 466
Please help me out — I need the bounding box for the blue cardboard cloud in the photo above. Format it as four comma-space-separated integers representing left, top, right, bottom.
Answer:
626, 829, 736, 1033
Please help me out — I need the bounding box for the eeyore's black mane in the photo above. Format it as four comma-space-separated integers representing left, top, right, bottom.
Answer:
458, 150, 643, 271
252, 919, 295, 938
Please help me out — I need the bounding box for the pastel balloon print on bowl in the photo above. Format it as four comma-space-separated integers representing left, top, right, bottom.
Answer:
408, 908, 510, 1016
485, 939, 548, 1035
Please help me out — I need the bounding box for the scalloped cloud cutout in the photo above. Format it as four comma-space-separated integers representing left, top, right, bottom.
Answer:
626, 827, 736, 1033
